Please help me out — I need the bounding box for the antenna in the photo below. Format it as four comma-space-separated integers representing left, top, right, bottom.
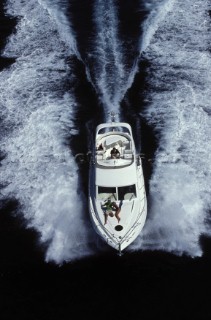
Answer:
108, 111, 118, 122
117, 243, 123, 256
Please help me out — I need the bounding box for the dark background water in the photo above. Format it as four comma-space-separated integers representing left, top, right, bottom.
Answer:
1, 2, 211, 319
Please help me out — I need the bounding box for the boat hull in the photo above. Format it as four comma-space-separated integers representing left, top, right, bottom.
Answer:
88, 121, 147, 253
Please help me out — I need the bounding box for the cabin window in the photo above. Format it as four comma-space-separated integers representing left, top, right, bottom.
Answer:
97, 185, 136, 201
97, 186, 117, 201
118, 185, 136, 200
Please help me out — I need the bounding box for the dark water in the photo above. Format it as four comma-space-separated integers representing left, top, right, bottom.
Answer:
0, 0, 211, 318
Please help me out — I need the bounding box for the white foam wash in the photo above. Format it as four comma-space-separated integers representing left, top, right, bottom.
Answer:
93, 0, 140, 121
131, 0, 211, 256
0, 0, 96, 264
1, 0, 210, 262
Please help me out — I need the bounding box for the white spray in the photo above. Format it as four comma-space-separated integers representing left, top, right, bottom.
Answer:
0, 0, 97, 264
131, 0, 211, 256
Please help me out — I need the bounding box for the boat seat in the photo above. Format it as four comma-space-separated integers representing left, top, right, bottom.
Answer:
123, 149, 133, 159
122, 141, 131, 150
124, 149, 132, 154
97, 154, 103, 160
124, 155, 133, 159
96, 150, 104, 160
97, 150, 104, 155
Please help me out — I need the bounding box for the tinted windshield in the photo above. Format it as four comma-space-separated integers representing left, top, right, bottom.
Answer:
118, 185, 136, 200
98, 186, 117, 201
97, 185, 136, 201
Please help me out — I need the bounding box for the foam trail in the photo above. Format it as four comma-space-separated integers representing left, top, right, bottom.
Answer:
92, 0, 123, 119
140, 0, 176, 53
0, 0, 96, 263
92, 0, 139, 121
131, 0, 211, 256
38, 0, 80, 57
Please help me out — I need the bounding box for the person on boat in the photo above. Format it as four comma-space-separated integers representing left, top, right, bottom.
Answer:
110, 147, 120, 159
97, 143, 104, 151
102, 199, 121, 225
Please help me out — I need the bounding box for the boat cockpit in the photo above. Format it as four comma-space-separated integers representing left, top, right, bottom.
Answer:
95, 133, 134, 168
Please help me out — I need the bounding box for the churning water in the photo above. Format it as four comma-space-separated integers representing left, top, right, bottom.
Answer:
0, 0, 210, 263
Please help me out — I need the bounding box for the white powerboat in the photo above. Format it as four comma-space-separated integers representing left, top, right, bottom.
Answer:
88, 113, 147, 255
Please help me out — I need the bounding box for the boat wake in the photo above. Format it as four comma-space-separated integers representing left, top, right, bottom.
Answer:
132, 0, 211, 256
0, 0, 96, 263
91, 0, 143, 120
0, 0, 210, 263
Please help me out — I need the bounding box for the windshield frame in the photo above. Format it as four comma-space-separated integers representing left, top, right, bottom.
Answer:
97, 184, 137, 201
